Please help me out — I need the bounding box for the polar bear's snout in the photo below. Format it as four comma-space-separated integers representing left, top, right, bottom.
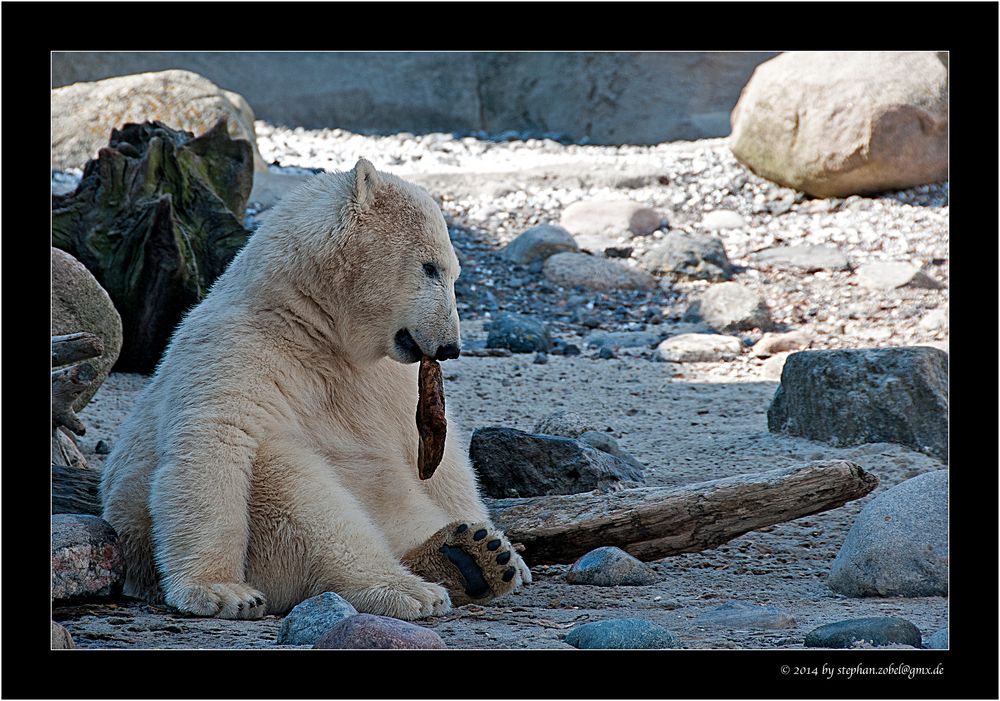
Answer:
394, 328, 461, 363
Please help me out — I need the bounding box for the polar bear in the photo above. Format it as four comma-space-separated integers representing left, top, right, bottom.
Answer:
99, 158, 531, 621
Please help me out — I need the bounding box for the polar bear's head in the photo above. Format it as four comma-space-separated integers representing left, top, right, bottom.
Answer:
271, 158, 462, 365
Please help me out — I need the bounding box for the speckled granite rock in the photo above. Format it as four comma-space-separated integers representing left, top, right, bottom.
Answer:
51, 514, 125, 601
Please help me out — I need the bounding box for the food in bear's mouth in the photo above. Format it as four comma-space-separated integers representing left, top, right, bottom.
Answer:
416, 356, 447, 479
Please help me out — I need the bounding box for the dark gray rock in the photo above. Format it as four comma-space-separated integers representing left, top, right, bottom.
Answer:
501, 224, 578, 265
532, 352, 548, 365
566, 619, 679, 649
641, 232, 734, 281
566, 547, 657, 586
767, 347, 948, 461
313, 614, 446, 649
694, 600, 797, 629
52, 514, 125, 601
597, 347, 616, 359
924, 628, 948, 649
684, 282, 774, 332
804, 617, 922, 649
486, 312, 551, 353
829, 470, 947, 597
754, 244, 850, 272
469, 427, 645, 498
277, 592, 359, 646
578, 431, 646, 473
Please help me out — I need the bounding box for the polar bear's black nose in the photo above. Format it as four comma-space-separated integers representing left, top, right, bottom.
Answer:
435, 343, 461, 361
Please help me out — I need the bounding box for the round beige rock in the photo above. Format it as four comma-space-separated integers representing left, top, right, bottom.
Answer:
543, 252, 656, 291
52, 69, 267, 172
657, 333, 743, 363
730, 52, 948, 197
51, 248, 123, 410
560, 200, 662, 241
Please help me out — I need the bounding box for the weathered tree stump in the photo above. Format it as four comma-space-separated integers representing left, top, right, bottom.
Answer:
52, 119, 253, 373
487, 460, 879, 564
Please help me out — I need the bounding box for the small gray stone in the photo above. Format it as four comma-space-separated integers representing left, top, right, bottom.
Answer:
755, 244, 850, 272
924, 628, 948, 649
640, 232, 734, 281
533, 352, 549, 365
469, 427, 644, 498
566, 546, 657, 586
52, 514, 125, 601
767, 347, 948, 461
277, 592, 359, 646
657, 333, 742, 362
533, 411, 602, 439
855, 262, 944, 290
51, 621, 76, 649
918, 306, 948, 332
313, 614, 446, 649
583, 330, 664, 350
694, 601, 797, 629
804, 617, 922, 649
829, 470, 947, 598
544, 252, 656, 291
684, 282, 774, 333
597, 347, 616, 359
501, 224, 579, 265
566, 619, 679, 649
486, 312, 552, 353
700, 209, 746, 230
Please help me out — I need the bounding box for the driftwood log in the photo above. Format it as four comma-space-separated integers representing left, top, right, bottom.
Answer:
487, 460, 879, 564
52, 464, 102, 516
52, 333, 104, 437
52, 332, 104, 368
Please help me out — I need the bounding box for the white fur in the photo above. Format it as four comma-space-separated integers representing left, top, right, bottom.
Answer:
100, 159, 523, 621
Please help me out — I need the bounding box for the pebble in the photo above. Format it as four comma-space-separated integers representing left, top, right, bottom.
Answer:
566, 618, 679, 649
566, 546, 657, 586
313, 614, 447, 649
700, 209, 746, 230
829, 470, 947, 598
597, 347, 616, 359
277, 592, 358, 646
532, 352, 549, 365
693, 600, 796, 629
804, 617, 922, 649
657, 333, 742, 362
855, 261, 944, 290
94, 440, 112, 454
684, 282, 774, 333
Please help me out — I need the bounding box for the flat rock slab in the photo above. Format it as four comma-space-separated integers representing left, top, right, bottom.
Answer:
767, 347, 948, 461
804, 617, 922, 649
583, 330, 664, 350
566, 618, 679, 649
543, 252, 656, 291
694, 600, 796, 629
52, 514, 125, 601
829, 470, 947, 597
566, 546, 657, 586
754, 244, 850, 272
657, 333, 742, 362
470, 427, 644, 498
855, 262, 944, 290
277, 592, 358, 646
313, 614, 446, 649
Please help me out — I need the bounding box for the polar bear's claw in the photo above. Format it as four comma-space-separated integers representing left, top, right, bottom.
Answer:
347, 576, 452, 620
167, 582, 267, 620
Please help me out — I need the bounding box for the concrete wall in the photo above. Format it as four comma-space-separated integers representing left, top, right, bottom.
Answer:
52, 51, 778, 144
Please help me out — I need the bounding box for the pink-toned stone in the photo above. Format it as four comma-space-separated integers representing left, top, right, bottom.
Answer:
313, 614, 447, 649
52, 514, 125, 601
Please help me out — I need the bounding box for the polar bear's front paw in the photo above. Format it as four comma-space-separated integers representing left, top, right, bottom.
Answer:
348, 575, 452, 621
166, 582, 267, 620
403, 521, 532, 606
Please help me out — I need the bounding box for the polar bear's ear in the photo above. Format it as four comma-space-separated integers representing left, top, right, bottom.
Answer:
352, 157, 380, 209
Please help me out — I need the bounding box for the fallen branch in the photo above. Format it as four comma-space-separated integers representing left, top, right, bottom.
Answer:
487, 460, 878, 564
52, 362, 97, 435
52, 332, 104, 368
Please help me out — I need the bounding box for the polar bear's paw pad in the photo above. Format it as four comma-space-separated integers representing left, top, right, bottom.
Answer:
168, 582, 267, 620
404, 521, 532, 606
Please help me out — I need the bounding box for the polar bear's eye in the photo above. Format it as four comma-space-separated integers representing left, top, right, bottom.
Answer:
422, 262, 440, 279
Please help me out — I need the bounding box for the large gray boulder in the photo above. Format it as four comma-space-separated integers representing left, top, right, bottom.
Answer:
829, 470, 947, 597
52, 69, 266, 172
767, 347, 948, 461
51, 248, 123, 410
730, 52, 948, 197
469, 427, 644, 498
